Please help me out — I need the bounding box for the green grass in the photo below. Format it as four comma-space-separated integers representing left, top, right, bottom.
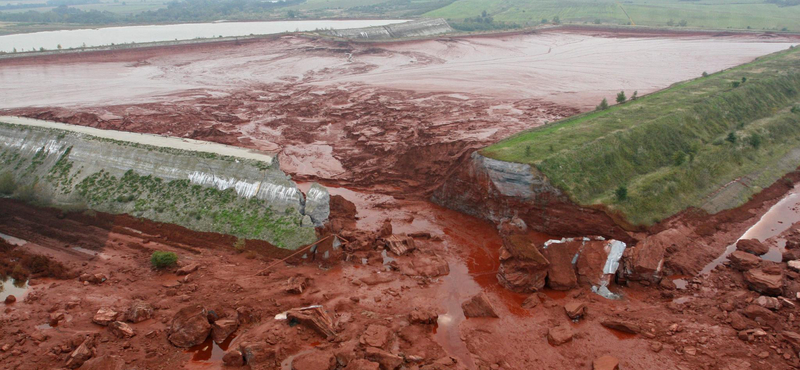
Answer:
482, 47, 800, 226
424, 0, 800, 32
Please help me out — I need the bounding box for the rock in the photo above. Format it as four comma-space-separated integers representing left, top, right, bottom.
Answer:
360, 324, 390, 348
127, 300, 154, 323
79, 273, 107, 284
729, 312, 758, 331
92, 307, 119, 326
344, 359, 381, 370
108, 321, 135, 338
593, 355, 620, 370
601, 319, 640, 334
364, 347, 403, 370
547, 324, 574, 346
788, 260, 800, 272
176, 263, 200, 275
744, 268, 784, 296
401, 254, 450, 278
522, 295, 541, 309
497, 234, 550, 292
292, 350, 336, 370
223, 350, 245, 367
378, 219, 393, 238
79, 355, 125, 370
168, 304, 211, 348
737, 239, 769, 256
211, 319, 238, 343
305, 183, 330, 226
628, 229, 681, 282
65, 339, 94, 369
286, 306, 337, 339
543, 240, 580, 290
742, 304, 779, 327
384, 234, 416, 256
782, 331, 800, 351
576, 240, 612, 285
461, 292, 499, 318
4, 295, 16, 304
236, 306, 256, 325
650, 342, 663, 353
241, 342, 277, 367
729, 251, 762, 271
564, 301, 587, 320
755, 296, 782, 310
286, 275, 310, 294
409, 308, 438, 324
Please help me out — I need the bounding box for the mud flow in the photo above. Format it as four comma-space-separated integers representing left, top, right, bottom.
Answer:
2, 29, 800, 370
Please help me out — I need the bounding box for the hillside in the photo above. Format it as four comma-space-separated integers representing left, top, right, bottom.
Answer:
482, 46, 800, 226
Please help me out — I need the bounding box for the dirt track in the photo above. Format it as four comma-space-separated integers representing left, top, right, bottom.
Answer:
3, 29, 800, 370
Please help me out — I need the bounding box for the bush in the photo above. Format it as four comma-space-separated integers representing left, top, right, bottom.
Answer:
702, 71, 708, 77
615, 186, 628, 201
631, 91, 638, 101
748, 133, 763, 148
616, 91, 627, 104
673, 151, 686, 166
233, 238, 246, 253
732, 81, 740, 88
552, 16, 561, 25
678, 20, 688, 27
596, 98, 609, 111
726, 132, 737, 144
741, 77, 747, 84
150, 251, 177, 269
0, 172, 15, 195
791, 105, 799, 113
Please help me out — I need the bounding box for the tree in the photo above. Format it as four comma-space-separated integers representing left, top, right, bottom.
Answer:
481, 10, 487, 18
732, 81, 740, 88
12, 47, 16, 53
541, 18, 548, 24
553, 16, 561, 25
525, 145, 531, 157
702, 71, 708, 77
287, 10, 297, 18
615, 186, 628, 201
616, 91, 627, 104
678, 19, 688, 27
57, 44, 62, 49
596, 98, 609, 111
667, 19, 675, 26
631, 91, 638, 101
673, 151, 686, 166
726, 132, 737, 144
748, 133, 762, 149
594, 19, 601, 24
741, 77, 747, 83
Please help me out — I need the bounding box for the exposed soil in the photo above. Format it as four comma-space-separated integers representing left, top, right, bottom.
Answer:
3, 29, 800, 370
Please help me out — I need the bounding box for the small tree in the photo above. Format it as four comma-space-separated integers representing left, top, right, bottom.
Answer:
748, 133, 762, 149
702, 71, 708, 77
631, 91, 638, 101
678, 19, 688, 27
553, 16, 561, 25
57, 44, 62, 50
525, 145, 531, 157
792, 105, 800, 113
726, 132, 737, 144
12, 47, 16, 53
150, 251, 177, 269
741, 77, 747, 84
615, 186, 628, 201
0, 172, 15, 195
732, 81, 740, 88
541, 18, 549, 24
596, 98, 609, 111
616, 91, 627, 104
667, 19, 675, 27
594, 19, 601, 24
673, 151, 686, 166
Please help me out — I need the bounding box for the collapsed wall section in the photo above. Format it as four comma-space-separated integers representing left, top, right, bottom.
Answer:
325, 18, 453, 40
0, 119, 328, 249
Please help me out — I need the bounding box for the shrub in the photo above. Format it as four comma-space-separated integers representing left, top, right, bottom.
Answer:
596, 98, 609, 111
233, 238, 246, 253
553, 16, 561, 25
0, 172, 15, 195
631, 91, 638, 101
678, 19, 688, 27
616, 91, 627, 104
673, 151, 686, 166
748, 133, 763, 149
541, 18, 548, 24
615, 186, 628, 201
702, 71, 709, 77
525, 145, 531, 157
150, 251, 177, 269
726, 132, 737, 144
741, 77, 747, 83
732, 81, 740, 88
791, 105, 799, 113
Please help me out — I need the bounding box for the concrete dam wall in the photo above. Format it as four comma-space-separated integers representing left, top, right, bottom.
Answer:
0, 117, 328, 249
325, 18, 453, 40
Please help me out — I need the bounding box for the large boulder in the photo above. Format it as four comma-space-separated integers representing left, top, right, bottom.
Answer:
543, 240, 580, 290
729, 251, 761, 271
737, 239, 769, 256
461, 292, 499, 318
168, 304, 211, 348
576, 240, 611, 285
627, 231, 674, 282
497, 234, 550, 292
744, 268, 784, 296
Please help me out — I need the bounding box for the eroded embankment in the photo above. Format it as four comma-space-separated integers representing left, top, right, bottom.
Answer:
0, 117, 328, 249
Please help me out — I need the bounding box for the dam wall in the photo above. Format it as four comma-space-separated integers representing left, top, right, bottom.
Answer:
325, 18, 453, 40
0, 117, 328, 249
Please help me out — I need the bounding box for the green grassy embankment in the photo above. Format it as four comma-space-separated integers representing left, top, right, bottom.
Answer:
482, 47, 800, 226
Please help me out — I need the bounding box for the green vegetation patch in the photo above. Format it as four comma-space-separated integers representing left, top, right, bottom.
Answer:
150, 251, 178, 269
482, 47, 800, 226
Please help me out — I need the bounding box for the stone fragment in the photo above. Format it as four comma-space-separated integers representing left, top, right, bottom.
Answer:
461, 292, 499, 318
168, 304, 211, 348
211, 319, 238, 343
364, 347, 403, 370
564, 301, 587, 320
108, 321, 135, 338
65, 339, 94, 369
547, 324, 574, 346
92, 307, 119, 326
127, 300, 154, 323
4, 295, 15, 304
601, 319, 640, 334
593, 355, 620, 370
286, 306, 337, 339
543, 240, 580, 290
305, 183, 330, 226
789, 260, 800, 272
292, 350, 336, 370
286, 275, 310, 294
344, 359, 380, 370
729, 251, 761, 271
755, 296, 781, 310
497, 234, 550, 292
737, 239, 769, 256
744, 268, 784, 296
222, 350, 245, 367
176, 263, 200, 275
384, 234, 416, 256
241, 342, 277, 367
409, 308, 438, 324
360, 324, 390, 348
79, 355, 125, 370
522, 295, 541, 309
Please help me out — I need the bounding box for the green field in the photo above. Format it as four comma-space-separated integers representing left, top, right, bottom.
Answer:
424, 0, 800, 32
482, 47, 800, 226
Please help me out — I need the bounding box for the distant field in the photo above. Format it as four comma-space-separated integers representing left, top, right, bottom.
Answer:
0, 0, 167, 15
482, 47, 800, 226
425, 0, 800, 32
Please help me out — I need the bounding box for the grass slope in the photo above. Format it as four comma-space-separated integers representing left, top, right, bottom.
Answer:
425, 0, 800, 32
482, 47, 800, 226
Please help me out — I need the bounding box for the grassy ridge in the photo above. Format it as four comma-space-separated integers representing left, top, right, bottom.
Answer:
424, 0, 800, 32
482, 47, 800, 226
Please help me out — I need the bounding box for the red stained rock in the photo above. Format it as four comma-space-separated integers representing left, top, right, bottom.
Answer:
79, 355, 125, 370
344, 359, 380, 370
593, 355, 620, 370
729, 251, 761, 271
564, 301, 587, 320
461, 292, 499, 318
286, 306, 337, 340
176, 263, 200, 275
497, 234, 550, 293
576, 240, 610, 285
360, 324, 390, 348
211, 319, 238, 343
126, 300, 153, 323
543, 240, 580, 290
364, 347, 403, 370
108, 321, 135, 338
736, 239, 769, 256
292, 350, 336, 370
168, 304, 211, 348
222, 350, 245, 367
92, 307, 119, 326
547, 324, 573, 346
744, 268, 784, 296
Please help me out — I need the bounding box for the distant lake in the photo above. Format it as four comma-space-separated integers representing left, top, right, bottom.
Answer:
0, 20, 407, 53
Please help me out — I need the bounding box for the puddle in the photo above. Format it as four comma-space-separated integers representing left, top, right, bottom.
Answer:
700, 184, 800, 275
1, 277, 30, 302
0, 232, 27, 246
71, 246, 110, 260
669, 275, 691, 290
188, 334, 236, 363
